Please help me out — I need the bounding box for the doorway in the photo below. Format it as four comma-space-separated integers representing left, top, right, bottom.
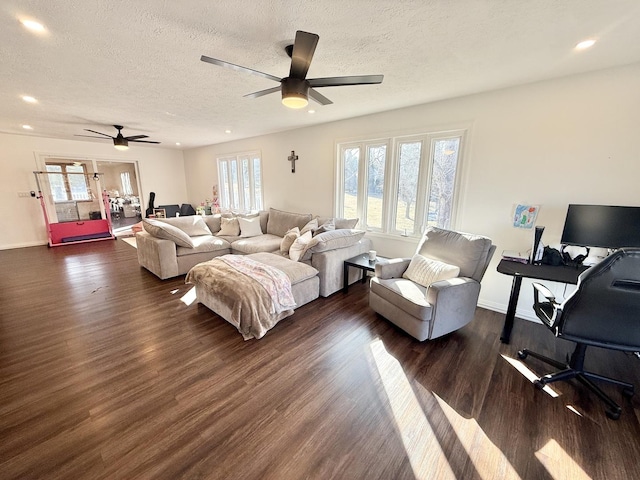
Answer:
96, 160, 143, 232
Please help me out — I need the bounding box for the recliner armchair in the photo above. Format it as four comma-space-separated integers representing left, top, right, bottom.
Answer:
369, 227, 495, 341
518, 247, 640, 419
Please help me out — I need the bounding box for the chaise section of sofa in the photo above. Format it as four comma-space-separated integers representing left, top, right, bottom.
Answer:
135, 208, 371, 296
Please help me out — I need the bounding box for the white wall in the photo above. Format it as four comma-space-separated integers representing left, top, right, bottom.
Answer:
183, 62, 640, 321
0, 134, 187, 249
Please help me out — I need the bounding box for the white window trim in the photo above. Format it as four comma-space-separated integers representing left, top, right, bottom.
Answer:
336, 128, 468, 237
217, 151, 263, 212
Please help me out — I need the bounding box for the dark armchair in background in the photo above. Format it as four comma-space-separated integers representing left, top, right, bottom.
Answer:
518, 248, 640, 419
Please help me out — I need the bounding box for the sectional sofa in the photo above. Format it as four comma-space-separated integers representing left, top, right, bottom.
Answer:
135, 208, 372, 297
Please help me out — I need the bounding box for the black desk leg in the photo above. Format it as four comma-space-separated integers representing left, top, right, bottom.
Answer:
343, 264, 350, 293
501, 275, 523, 344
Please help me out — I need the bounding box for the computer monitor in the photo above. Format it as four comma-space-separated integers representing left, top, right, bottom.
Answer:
560, 204, 640, 249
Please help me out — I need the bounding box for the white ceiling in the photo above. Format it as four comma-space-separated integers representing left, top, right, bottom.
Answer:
2, 1, 640, 149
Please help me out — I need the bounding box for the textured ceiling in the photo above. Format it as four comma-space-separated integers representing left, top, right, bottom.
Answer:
2, 1, 640, 149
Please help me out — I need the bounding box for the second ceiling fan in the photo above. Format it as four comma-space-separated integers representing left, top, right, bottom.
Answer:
201, 30, 383, 109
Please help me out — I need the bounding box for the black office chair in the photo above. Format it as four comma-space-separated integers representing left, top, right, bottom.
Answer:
518, 247, 640, 419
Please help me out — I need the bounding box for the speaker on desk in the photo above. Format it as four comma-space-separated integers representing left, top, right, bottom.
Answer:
530, 226, 545, 264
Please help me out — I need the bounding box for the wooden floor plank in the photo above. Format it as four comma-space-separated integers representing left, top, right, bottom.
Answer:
1, 240, 639, 479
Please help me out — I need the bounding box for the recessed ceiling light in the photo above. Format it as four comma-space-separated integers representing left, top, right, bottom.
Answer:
20, 19, 45, 32
22, 95, 37, 103
575, 39, 596, 50
175, 142, 181, 146
308, 109, 316, 114
224, 129, 231, 134
22, 125, 33, 130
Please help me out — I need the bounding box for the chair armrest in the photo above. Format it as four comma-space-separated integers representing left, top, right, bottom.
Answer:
426, 277, 481, 339
532, 282, 561, 328
374, 258, 411, 279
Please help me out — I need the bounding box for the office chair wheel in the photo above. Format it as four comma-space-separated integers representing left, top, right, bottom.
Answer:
517, 350, 528, 359
622, 387, 635, 399
533, 379, 546, 390
606, 408, 621, 420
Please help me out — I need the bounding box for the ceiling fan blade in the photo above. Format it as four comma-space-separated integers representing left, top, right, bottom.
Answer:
289, 31, 319, 79
129, 139, 161, 144
75, 135, 111, 140
244, 86, 282, 99
84, 129, 114, 138
124, 135, 149, 141
200, 55, 282, 83
308, 74, 384, 88
308, 88, 333, 106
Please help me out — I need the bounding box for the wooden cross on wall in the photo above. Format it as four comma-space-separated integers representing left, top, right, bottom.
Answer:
288, 150, 299, 173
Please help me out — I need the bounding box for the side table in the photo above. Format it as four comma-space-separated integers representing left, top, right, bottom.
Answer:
343, 254, 388, 293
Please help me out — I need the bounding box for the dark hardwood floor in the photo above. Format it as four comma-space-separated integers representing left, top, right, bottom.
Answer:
1, 239, 639, 479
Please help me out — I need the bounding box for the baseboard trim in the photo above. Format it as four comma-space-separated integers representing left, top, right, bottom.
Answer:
0, 241, 48, 251
477, 299, 541, 323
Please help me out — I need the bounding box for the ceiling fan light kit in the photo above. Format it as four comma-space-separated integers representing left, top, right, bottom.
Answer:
281, 78, 309, 108
201, 30, 383, 109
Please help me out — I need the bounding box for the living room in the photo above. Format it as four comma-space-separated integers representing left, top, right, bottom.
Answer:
2, 1, 640, 478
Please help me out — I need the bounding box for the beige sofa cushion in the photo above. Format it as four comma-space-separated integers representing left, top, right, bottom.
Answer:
306, 229, 366, 254
266, 208, 312, 237
280, 227, 300, 254
158, 216, 212, 236
202, 214, 222, 234
142, 218, 194, 248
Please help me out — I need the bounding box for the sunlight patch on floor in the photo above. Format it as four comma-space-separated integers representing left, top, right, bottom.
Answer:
431, 391, 522, 479
535, 439, 590, 480
180, 287, 197, 306
501, 354, 560, 398
370, 338, 455, 479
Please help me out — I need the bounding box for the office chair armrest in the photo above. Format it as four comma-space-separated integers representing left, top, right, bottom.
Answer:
532, 282, 561, 328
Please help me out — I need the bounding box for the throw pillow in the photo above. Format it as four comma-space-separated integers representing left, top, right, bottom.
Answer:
238, 216, 263, 237
158, 216, 211, 236
289, 230, 313, 262
300, 218, 318, 235
280, 227, 300, 254
142, 218, 194, 248
402, 254, 460, 288
314, 218, 335, 236
218, 217, 240, 236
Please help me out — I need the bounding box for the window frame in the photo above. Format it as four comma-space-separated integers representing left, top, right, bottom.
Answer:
336, 128, 467, 237
45, 162, 92, 202
217, 151, 263, 212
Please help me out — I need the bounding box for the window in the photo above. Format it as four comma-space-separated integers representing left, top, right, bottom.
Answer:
120, 172, 134, 196
337, 130, 465, 235
217, 152, 263, 211
45, 163, 91, 202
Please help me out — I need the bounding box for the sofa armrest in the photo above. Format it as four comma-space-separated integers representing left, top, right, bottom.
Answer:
135, 231, 180, 279
374, 258, 411, 279
426, 277, 481, 338
311, 238, 372, 297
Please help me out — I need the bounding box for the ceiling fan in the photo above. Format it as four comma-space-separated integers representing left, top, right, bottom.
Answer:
76, 125, 160, 150
201, 30, 383, 109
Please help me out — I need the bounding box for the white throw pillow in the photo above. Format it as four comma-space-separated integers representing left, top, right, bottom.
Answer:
280, 227, 300, 254
218, 217, 240, 236
238, 216, 263, 237
402, 254, 460, 288
289, 230, 313, 262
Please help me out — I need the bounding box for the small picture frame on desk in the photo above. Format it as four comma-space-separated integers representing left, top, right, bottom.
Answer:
153, 208, 166, 219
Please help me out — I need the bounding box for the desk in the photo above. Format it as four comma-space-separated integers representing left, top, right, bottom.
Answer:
343, 254, 388, 293
497, 259, 588, 344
